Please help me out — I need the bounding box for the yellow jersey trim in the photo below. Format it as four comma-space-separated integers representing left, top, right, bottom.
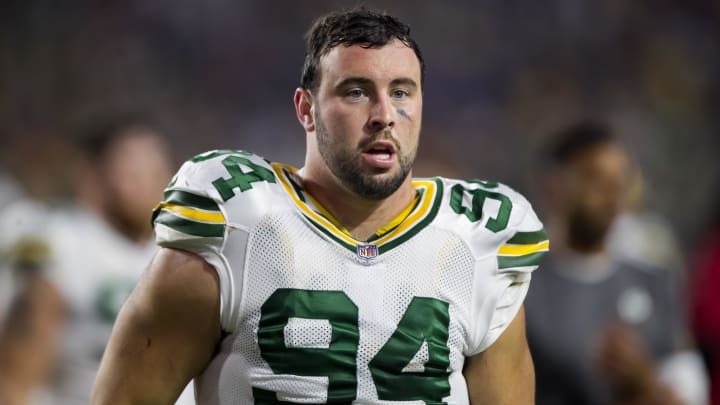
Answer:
156, 203, 226, 224
497, 240, 550, 256
272, 163, 437, 248
373, 193, 420, 238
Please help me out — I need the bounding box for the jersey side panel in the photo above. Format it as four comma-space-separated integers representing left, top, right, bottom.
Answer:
428, 178, 547, 355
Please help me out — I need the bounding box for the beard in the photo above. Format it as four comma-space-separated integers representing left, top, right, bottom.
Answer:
566, 208, 614, 252
315, 112, 416, 200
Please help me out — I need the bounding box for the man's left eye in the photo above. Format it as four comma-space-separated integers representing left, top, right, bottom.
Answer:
392, 90, 408, 99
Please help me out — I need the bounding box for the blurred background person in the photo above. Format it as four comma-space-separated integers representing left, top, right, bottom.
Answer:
607, 169, 686, 274
690, 185, 720, 405
525, 122, 707, 405
39, 115, 196, 404
0, 238, 65, 405
0, 134, 76, 405
0, 170, 23, 211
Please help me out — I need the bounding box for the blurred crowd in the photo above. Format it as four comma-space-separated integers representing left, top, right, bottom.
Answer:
0, 117, 196, 404
1, 1, 719, 404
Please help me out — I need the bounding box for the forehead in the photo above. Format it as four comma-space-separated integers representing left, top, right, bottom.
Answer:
571, 143, 628, 174
103, 130, 167, 165
318, 39, 421, 87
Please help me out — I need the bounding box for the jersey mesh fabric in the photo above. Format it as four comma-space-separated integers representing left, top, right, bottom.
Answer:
198, 210, 477, 404
154, 151, 546, 404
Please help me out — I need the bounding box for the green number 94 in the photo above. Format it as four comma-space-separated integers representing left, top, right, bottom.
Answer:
253, 289, 451, 404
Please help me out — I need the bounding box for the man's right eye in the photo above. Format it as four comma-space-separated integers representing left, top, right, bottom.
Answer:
347, 89, 365, 98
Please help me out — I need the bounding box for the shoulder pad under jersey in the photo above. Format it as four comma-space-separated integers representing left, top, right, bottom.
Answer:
432, 177, 548, 274
152, 149, 285, 256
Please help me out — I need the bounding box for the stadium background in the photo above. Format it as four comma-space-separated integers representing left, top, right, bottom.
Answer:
1, 1, 720, 404
1, 0, 718, 245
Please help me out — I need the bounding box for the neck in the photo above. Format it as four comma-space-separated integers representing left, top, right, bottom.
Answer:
107, 217, 152, 244
300, 171, 416, 241
551, 249, 615, 283
546, 218, 607, 255
567, 239, 606, 254
83, 201, 151, 244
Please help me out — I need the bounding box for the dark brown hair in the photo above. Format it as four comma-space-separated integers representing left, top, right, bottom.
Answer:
300, 7, 425, 93
545, 121, 616, 166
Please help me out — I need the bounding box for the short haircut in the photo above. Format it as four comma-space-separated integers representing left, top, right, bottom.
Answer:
77, 113, 158, 164
300, 7, 425, 93
544, 121, 616, 166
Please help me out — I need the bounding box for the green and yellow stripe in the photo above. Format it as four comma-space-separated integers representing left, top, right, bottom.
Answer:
272, 164, 358, 248
152, 190, 226, 238
497, 229, 549, 269
272, 163, 442, 255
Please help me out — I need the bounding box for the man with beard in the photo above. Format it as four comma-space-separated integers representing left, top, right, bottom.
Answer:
525, 122, 694, 404
92, 8, 547, 404
43, 116, 197, 405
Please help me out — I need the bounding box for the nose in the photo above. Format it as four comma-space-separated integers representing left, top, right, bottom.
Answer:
367, 94, 395, 132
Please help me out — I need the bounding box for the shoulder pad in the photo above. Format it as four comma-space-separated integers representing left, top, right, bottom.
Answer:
153, 149, 285, 244
433, 177, 548, 272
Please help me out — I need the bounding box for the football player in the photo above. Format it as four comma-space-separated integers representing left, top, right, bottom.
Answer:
92, 8, 547, 404
45, 116, 195, 405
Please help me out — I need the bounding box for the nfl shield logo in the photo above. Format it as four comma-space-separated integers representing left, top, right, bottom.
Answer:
357, 244, 379, 260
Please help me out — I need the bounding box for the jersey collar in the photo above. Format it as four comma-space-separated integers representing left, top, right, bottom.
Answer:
271, 163, 443, 256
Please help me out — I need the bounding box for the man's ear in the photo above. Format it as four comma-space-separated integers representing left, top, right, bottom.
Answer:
294, 87, 315, 132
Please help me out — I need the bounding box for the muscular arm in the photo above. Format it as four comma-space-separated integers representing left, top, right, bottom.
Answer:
91, 248, 222, 405
464, 306, 535, 405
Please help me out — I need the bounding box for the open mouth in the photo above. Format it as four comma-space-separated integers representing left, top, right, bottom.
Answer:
362, 141, 397, 168
366, 146, 393, 161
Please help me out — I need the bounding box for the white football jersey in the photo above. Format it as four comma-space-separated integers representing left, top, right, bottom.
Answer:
46, 208, 153, 404
153, 150, 548, 405
44, 207, 196, 405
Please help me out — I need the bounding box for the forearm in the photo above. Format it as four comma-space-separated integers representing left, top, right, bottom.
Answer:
0, 275, 65, 405
604, 357, 685, 405
610, 374, 682, 405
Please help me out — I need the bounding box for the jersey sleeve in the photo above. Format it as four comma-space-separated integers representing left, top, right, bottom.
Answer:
151, 152, 234, 330
469, 190, 548, 354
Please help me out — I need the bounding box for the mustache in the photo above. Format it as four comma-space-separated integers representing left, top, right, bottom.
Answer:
358, 130, 400, 151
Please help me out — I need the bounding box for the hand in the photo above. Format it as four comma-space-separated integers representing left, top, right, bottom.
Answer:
594, 323, 682, 405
